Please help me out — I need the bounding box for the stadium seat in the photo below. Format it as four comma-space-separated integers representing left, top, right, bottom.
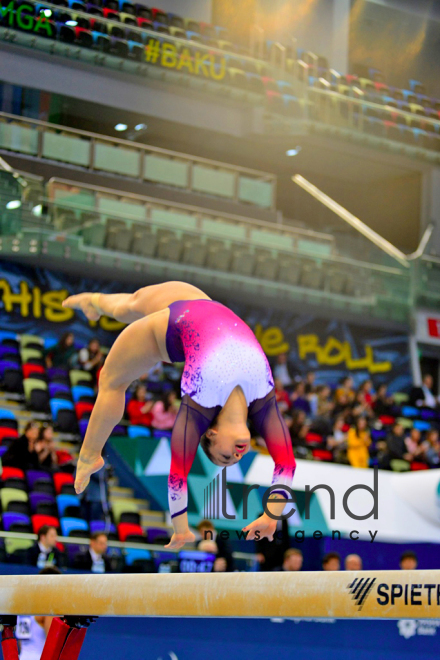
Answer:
48, 383, 72, 400
29, 492, 57, 516
70, 370, 93, 387
390, 459, 410, 472
20, 348, 43, 363
71, 386, 95, 402
24, 378, 49, 412
1, 467, 25, 481
413, 420, 431, 431
32, 514, 60, 534
27, 470, 54, 492
124, 547, 154, 572
22, 364, 45, 379
57, 494, 81, 518
2, 512, 31, 533
90, 520, 118, 540
0, 427, 19, 443
147, 527, 170, 544
0, 346, 19, 360
1, 363, 23, 393
75, 402, 94, 420
110, 498, 140, 525
1, 488, 28, 512
4, 538, 34, 558
53, 472, 75, 495
0, 409, 17, 429
60, 517, 89, 537
118, 522, 145, 542
127, 425, 151, 438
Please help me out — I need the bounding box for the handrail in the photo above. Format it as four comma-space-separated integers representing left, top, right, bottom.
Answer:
0, 530, 257, 561
0, 110, 275, 180
11, 0, 285, 72
47, 176, 334, 244
308, 86, 440, 132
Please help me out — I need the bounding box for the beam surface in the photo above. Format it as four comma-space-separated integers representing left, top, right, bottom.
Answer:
0, 571, 440, 619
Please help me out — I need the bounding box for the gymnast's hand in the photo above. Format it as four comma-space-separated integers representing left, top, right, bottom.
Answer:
242, 514, 277, 542
164, 530, 196, 550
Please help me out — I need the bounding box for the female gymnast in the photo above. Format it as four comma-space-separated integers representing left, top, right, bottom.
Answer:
63, 281, 296, 550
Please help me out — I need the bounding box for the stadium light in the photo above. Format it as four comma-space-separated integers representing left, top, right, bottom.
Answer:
292, 174, 410, 268
114, 123, 128, 132
286, 147, 302, 157
6, 200, 21, 210
134, 123, 147, 131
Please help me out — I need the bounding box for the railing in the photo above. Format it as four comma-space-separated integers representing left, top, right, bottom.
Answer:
0, 111, 277, 209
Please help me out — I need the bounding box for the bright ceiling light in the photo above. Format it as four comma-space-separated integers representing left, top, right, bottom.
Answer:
6, 200, 21, 210
114, 123, 128, 132
66, 20, 77, 26
134, 123, 147, 131
32, 204, 43, 217
42, 8, 52, 17
286, 147, 302, 157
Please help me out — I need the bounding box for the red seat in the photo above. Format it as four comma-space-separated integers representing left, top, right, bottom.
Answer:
75, 402, 94, 420
55, 450, 73, 466
410, 462, 429, 471
0, 427, 19, 442
22, 364, 45, 379
379, 415, 395, 426
1, 467, 25, 480
118, 523, 144, 542
305, 432, 323, 446
32, 514, 60, 534
53, 472, 74, 495
312, 449, 333, 462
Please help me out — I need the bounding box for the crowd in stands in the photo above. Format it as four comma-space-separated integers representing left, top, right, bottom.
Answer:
272, 355, 440, 471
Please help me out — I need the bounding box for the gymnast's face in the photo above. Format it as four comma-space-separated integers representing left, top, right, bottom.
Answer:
205, 423, 251, 467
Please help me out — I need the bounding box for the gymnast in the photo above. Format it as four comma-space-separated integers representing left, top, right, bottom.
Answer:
63, 281, 296, 549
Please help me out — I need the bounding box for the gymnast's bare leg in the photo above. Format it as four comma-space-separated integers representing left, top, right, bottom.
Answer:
62, 282, 211, 492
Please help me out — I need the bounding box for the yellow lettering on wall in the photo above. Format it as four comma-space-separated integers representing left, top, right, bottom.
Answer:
254, 323, 290, 356
0, 279, 32, 316
321, 337, 347, 366
161, 43, 178, 68
194, 52, 211, 77
210, 55, 226, 81
32, 286, 42, 319
42, 290, 73, 323
297, 334, 320, 360
177, 48, 194, 73
297, 334, 392, 373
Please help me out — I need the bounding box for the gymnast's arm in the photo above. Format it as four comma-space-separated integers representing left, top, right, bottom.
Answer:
243, 389, 296, 540
165, 396, 220, 549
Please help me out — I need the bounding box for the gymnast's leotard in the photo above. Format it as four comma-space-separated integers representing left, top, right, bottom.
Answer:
165, 299, 296, 519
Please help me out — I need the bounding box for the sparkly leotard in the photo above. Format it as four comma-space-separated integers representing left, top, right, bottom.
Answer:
166, 299, 296, 519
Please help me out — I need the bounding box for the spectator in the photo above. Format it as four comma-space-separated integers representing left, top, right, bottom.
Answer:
405, 428, 428, 463
304, 371, 316, 395
196, 519, 235, 572
126, 384, 154, 427
273, 353, 292, 388
410, 374, 438, 409
78, 338, 105, 384
73, 532, 111, 573
358, 380, 374, 407
28, 526, 63, 569
335, 376, 355, 405
197, 539, 227, 572
327, 415, 347, 463
347, 417, 371, 468
311, 385, 334, 435
151, 391, 179, 431
290, 381, 311, 415
289, 409, 310, 459
322, 552, 341, 571
35, 423, 58, 471
255, 516, 290, 572
277, 548, 303, 572
400, 550, 418, 570
344, 554, 363, 570
2, 421, 41, 471
351, 387, 374, 420
44, 332, 76, 369
380, 422, 413, 469
16, 566, 61, 660
425, 429, 440, 467
275, 378, 291, 413
373, 384, 394, 417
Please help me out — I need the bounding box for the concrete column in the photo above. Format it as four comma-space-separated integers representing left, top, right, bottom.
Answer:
332, 0, 350, 75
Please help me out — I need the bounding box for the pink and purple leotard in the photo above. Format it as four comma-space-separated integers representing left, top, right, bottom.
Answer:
165, 299, 296, 519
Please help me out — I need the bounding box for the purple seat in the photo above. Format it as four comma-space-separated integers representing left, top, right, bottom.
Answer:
0, 446, 8, 457
49, 383, 71, 399
29, 491, 55, 514
2, 512, 31, 531
27, 470, 53, 490
47, 367, 69, 381
0, 360, 20, 378
147, 527, 170, 544
110, 425, 125, 436
0, 346, 19, 359
79, 419, 88, 438
90, 520, 117, 535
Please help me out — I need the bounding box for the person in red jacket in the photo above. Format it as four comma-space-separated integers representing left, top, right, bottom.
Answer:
126, 384, 154, 426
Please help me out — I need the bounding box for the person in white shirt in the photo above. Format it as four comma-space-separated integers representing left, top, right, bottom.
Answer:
273, 353, 292, 387
73, 532, 111, 573
17, 566, 61, 660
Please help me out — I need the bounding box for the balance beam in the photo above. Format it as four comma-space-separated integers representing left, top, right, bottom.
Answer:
0, 571, 439, 619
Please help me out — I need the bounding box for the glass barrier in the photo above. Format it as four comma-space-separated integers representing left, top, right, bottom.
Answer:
0, 111, 277, 209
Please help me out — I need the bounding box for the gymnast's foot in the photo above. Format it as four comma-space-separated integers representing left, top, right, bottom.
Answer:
75, 454, 105, 494
63, 293, 101, 321
164, 531, 196, 550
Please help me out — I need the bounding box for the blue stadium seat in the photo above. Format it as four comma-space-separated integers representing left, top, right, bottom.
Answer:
124, 547, 152, 566
413, 420, 431, 431
401, 406, 419, 418
60, 517, 89, 537
71, 386, 95, 402
50, 398, 74, 420
127, 426, 151, 438
0, 409, 16, 421
57, 494, 81, 517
